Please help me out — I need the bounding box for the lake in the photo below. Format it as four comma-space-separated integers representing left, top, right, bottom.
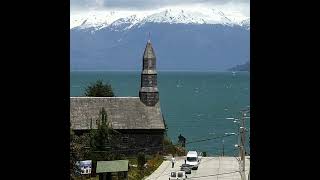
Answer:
71, 71, 250, 156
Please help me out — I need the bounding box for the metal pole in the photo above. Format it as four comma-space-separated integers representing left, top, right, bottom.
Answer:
240, 111, 246, 180
222, 139, 224, 157
238, 121, 241, 158
243, 112, 246, 155
242, 146, 245, 180
242, 111, 246, 180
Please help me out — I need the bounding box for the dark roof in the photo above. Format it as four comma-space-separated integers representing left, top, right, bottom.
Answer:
96, 160, 128, 173
70, 97, 165, 130
143, 41, 156, 59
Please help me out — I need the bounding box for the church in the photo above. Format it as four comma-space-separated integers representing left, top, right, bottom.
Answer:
70, 40, 166, 155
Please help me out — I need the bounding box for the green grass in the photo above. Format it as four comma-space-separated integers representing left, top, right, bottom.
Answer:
128, 154, 163, 180
163, 137, 187, 156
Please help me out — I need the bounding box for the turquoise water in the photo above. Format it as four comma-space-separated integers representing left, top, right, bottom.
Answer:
71, 71, 250, 156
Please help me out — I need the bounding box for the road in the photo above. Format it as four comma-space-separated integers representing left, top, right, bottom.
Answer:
145, 156, 250, 180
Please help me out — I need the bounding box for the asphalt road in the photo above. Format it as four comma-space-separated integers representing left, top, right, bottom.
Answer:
145, 156, 250, 180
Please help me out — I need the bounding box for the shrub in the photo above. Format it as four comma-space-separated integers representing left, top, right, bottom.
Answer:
137, 152, 146, 170
84, 80, 115, 97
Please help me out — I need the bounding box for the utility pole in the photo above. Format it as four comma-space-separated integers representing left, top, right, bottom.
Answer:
241, 113, 246, 180
248, 135, 250, 180
240, 110, 246, 180
234, 108, 249, 180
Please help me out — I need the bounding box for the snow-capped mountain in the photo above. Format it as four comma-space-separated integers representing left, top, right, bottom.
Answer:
139, 9, 233, 25
71, 7, 249, 31
107, 15, 141, 31
70, 7, 250, 71
240, 19, 250, 30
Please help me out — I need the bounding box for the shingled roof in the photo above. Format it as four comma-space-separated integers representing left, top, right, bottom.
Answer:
70, 97, 165, 130
143, 40, 156, 59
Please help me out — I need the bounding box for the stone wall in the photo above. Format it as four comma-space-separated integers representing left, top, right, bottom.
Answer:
113, 131, 164, 155
139, 92, 159, 106
141, 74, 157, 87
74, 130, 164, 155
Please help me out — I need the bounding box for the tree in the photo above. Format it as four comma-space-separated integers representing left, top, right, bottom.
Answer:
89, 108, 122, 175
84, 80, 115, 97
70, 129, 90, 179
91, 108, 115, 151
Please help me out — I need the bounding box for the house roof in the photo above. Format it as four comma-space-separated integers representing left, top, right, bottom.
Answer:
70, 97, 165, 130
96, 160, 129, 173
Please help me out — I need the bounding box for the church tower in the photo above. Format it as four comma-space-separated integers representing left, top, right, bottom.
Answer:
139, 40, 159, 106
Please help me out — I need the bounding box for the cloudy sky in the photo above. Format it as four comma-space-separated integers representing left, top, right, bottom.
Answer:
71, 0, 250, 16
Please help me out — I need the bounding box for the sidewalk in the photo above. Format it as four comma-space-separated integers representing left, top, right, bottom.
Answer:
144, 160, 171, 180
145, 157, 185, 180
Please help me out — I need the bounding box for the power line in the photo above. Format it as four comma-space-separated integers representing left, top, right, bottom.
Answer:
148, 151, 238, 179
186, 134, 234, 144
73, 133, 235, 153
196, 149, 238, 166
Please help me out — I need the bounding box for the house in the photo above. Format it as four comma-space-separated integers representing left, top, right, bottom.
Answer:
70, 40, 165, 155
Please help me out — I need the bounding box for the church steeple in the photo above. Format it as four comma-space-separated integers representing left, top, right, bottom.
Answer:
139, 40, 159, 106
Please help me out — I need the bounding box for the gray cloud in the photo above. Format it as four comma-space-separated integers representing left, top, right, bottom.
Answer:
71, 0, 249, 11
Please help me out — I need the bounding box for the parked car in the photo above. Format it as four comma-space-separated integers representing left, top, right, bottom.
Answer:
180, 164, 192, 174
186, 151, 200, 170
169, 171, 187, 180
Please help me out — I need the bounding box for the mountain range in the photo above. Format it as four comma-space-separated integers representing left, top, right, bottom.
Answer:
228, 61, 250, 72
71, 7, 250, 71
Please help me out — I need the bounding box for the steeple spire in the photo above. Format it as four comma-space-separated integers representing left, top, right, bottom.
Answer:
139, 40, 159, 106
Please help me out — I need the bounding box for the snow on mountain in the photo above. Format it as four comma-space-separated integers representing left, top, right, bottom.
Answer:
107, 15, 142, 31
70, 10, 149, 30
71, 7, 249, 31
138, 8, 232, 26
240, 18, 250, 30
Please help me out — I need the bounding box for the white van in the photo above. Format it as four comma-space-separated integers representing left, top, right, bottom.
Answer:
186, 151, 200, 170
